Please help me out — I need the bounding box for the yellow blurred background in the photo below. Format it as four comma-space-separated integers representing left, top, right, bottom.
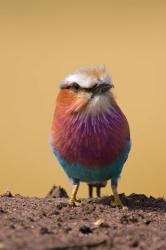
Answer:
0, 0, 166, 198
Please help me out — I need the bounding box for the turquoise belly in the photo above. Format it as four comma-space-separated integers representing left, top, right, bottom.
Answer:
51, 141, 131, 183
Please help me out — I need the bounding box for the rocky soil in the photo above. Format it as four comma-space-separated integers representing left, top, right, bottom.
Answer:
0, 186, 166, 250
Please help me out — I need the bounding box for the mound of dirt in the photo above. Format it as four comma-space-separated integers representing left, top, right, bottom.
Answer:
46, 185, 68, 199
0, 187, 166, 250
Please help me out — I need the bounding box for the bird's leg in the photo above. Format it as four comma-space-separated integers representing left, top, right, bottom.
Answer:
96, 186, 101, 198
70, 183, 80, 206
88, 184, 93, 198
111, 179, 123, 207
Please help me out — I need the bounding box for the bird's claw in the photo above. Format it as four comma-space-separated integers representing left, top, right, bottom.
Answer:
69, 197, 81, 207
111, 195, 123, 208
111, 200, 123, 207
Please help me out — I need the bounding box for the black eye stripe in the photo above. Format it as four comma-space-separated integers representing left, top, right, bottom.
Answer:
90, 84, 98, 91
71, 83, 98, 91
63, 83, 111, 92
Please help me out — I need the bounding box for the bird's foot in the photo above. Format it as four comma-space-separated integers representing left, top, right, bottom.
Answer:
69, 197, 81, 207
111, 195, 123, 208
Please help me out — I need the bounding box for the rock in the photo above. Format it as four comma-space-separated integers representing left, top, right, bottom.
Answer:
130, 240, 139, 247
79, 225, 93, 234
0, 208, 6, 214
40, 227, 52, 235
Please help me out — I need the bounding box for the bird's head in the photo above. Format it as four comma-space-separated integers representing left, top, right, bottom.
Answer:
57, 66, 115, 116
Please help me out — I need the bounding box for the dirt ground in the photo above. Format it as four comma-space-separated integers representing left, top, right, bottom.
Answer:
0, 186, 166, 250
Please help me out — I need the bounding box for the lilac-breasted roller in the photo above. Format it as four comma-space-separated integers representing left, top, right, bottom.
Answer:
50, 66, 131, 206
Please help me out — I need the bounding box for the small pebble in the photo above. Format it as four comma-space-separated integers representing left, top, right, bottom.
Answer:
94, 219, 105, 226
130, 240, 139, 247
40, 227, 52, 235
0, 208, 6, 213
144, 220, 151, 225
79, 225, 92, 234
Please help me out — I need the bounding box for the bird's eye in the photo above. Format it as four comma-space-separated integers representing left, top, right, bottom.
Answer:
72, 82, 80, 90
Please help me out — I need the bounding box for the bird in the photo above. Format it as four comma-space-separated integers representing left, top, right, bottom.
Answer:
87, 181, 107, 198
50, 66, 131, 206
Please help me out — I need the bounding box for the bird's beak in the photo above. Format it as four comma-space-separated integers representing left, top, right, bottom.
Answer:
92, 84, 112, 95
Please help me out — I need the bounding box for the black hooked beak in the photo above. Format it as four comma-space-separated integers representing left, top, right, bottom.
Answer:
91, 83, 113, 96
